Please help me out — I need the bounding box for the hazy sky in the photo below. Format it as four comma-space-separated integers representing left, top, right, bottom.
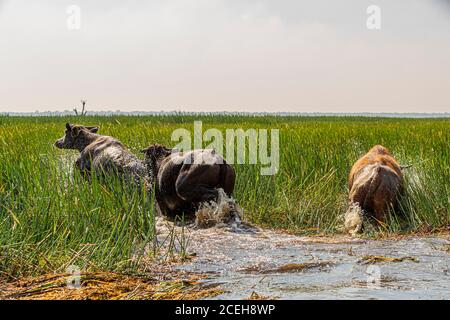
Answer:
1, 0, 449, 113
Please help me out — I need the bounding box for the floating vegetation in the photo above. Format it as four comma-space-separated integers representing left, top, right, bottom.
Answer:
241, 261, 336, 274
246, 291, 277, 300
358, 255, 419, 264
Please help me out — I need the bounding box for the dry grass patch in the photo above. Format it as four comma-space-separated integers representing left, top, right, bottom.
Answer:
0, 271, 223, 300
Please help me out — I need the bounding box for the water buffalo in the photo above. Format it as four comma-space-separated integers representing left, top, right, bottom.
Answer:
345, 145, 404, 234
140, 144, 236, 220
55, 123, 146, 183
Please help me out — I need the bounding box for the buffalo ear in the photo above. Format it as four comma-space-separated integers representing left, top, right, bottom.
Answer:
71, 126, 81, 138
140, 148, 149, 154
87, 126, 99, 133
66, 123, 72, 131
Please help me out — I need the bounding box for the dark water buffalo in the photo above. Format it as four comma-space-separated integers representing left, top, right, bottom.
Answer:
141, 144, 236, 220
55, 123, 146, 183
345, 145, 404, 234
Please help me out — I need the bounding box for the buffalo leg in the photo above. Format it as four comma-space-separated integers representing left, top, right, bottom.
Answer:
221, 166, 236, 196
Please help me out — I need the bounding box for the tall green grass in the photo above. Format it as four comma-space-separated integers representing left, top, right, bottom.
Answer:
0, 115, 448, 278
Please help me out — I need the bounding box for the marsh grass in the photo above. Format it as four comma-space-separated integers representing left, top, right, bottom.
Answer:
0, 115, 448, 278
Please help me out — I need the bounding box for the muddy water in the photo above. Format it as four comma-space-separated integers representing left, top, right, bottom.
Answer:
156, 219, 449, 300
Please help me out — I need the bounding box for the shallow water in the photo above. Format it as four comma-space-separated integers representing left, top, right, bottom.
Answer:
156, 219, 449, 300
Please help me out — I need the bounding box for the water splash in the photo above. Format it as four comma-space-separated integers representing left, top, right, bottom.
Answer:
195, 188, 247, 231
344, 203, 364, 235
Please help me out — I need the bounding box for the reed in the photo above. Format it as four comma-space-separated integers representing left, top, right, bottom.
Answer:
0, 115, 448, 277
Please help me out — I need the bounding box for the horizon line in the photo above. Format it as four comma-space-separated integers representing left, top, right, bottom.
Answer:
1, 110, 449, 118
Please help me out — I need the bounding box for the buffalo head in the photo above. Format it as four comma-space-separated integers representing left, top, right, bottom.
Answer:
55, 123, 99, 151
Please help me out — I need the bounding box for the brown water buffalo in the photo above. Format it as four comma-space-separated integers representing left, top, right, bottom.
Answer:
345, 145, 404, 234
141, 144, 236, 220
55, 123, 146, 183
